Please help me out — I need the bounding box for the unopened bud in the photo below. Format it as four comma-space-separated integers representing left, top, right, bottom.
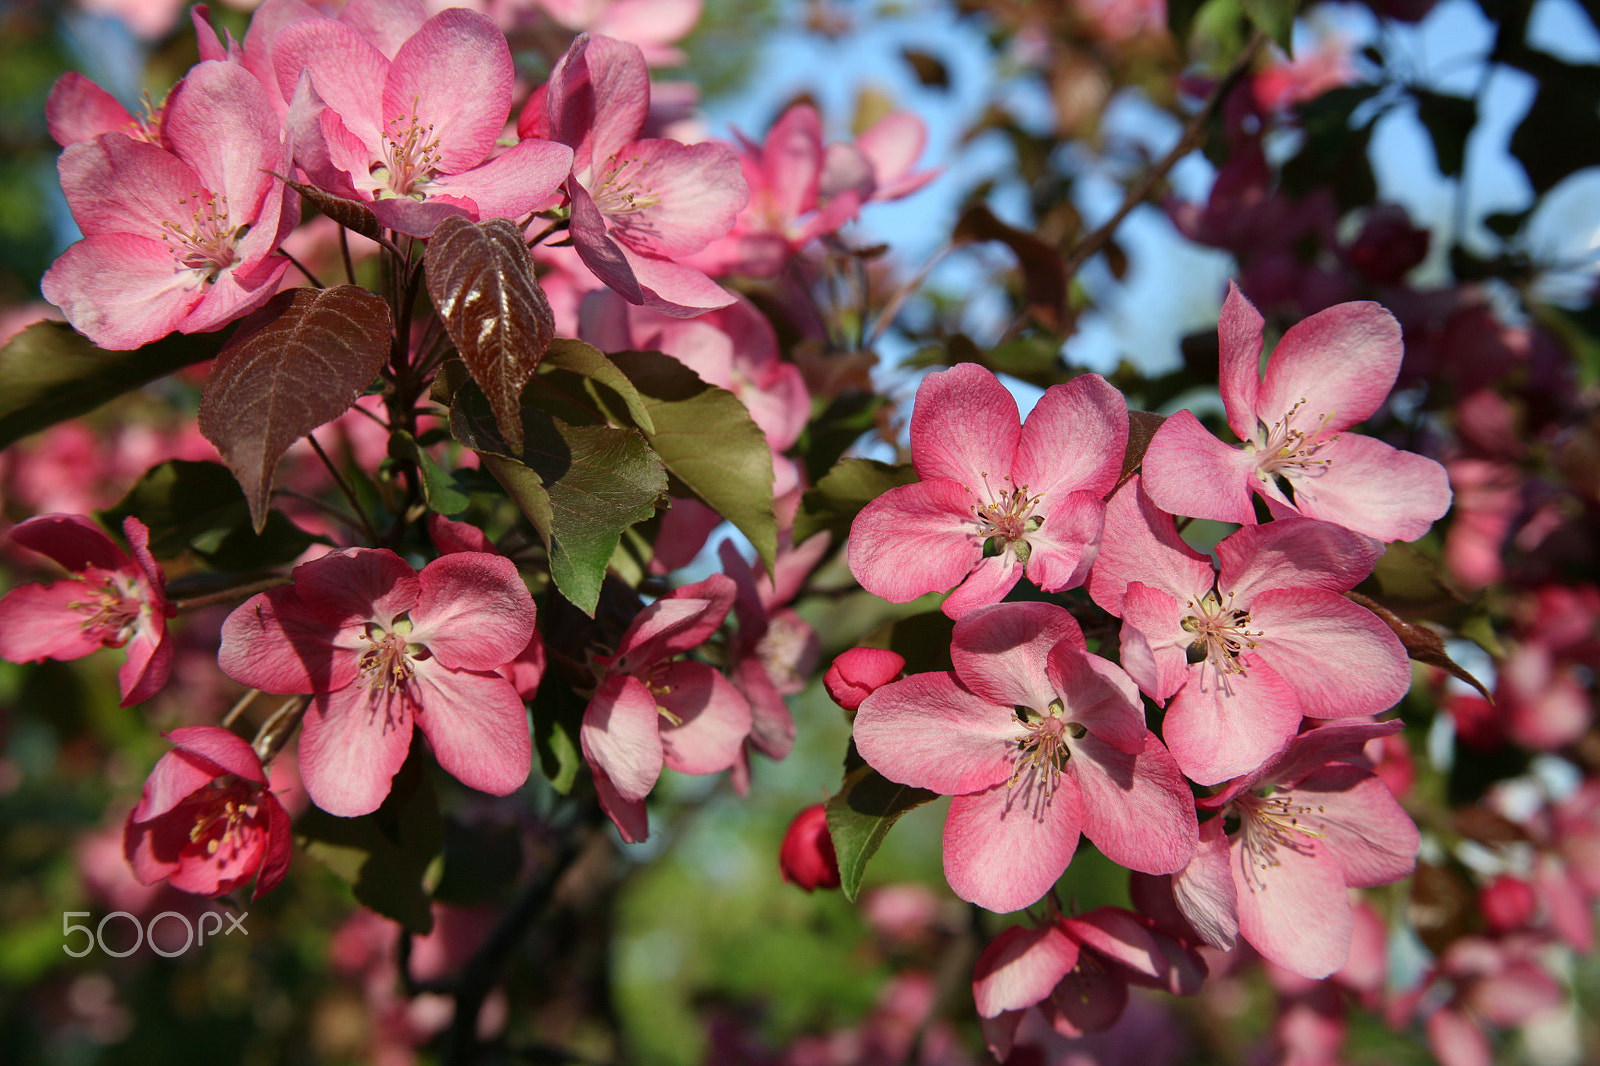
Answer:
823, 647, 907, 711
779, 804, 840, 892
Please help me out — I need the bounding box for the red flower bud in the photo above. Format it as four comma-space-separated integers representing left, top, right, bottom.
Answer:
779, 804, 840, 892
823, 647, 906, 711
1480, 874, 1538, 934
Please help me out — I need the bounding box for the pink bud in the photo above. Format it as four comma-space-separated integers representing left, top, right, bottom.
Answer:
823, 648, 905, 710
778, 804, 840, 892
1480, 874, 1538, 934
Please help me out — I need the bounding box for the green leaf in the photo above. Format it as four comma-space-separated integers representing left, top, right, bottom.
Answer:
825, 761, 939, 902
607, 350, 778, 574
528, 671, 588, 793
297, 751, 444, 934
102, 459, 316, 570
452, 382, 666, 615
387, 430, 473, 516
799, 391, 888, 483
794, 458, 918, 546
542, 338, 655, 433
0, 321, 225, 448
1240, 0, 1298, 53
1414, 89, 1476, 177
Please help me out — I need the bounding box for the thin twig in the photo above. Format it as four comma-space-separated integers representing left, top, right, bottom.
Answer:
307, 431, 382, 544
339, 224, 357, 287
220, 688, 262, 730
865, 240, 954, 347
170, 574, 293, 613
279, 248, 324, 289
252, 695, 309, 764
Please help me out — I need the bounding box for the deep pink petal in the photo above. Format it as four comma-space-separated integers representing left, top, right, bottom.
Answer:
132, 740, 234, 823
1215, 282, 1266, 439
412, 666, 531, 797
121, 517, 170, 614
1291, 765, 1418, 888
580, 675, 664, 802
1047, 963, 1129, 1037
847, 479, 983, 605
614, 573, 736, 669
385, 9, 510, 173
169, 725, 267, 784
252, 791, 294, 898
854, 671, 1018, 795
411, 552, 536, 670
1276, 432, 1452, 542
1172, 816, 1239, 950
0, 581, 107, 663
657, 661, 751, 774
1258, 300, 1403, 434
46, 73, 133, 146
428, 514, 494, 554
592, 761, 650, 843
41, 234, 202, 350
972, 924, 1080, 1017
618, 241, 736, 317
1022, 489, 1106, 593
292, 548, 421, 628
1247, 587, 1410, 718
272, 19, 387, 148
601, 138, 746, 258
1062, 908, 1167, 981
163, 60, 283, 215
909, 363, 1021, 490
1140, 409, 1260, 525
760, 104, 823, 224
951, 601, 1085, 710
1070, 733, 1197, 875
217, 586, 359, 694
1217, 515, 1383, 601
297, 685, 414, 817
117, 625, 174, 706
1012, 373, 1126, 500
548, 33, 649, 174
1086, 476, 1213, 617
945, 777, 1083, 913
1164, 658, 1301, 785
1232, 824, 1353, 979
941, 554, 1024, 619
7, 513, 129, 572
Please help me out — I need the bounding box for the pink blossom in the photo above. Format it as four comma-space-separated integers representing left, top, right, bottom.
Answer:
1088, 476, 1412, 784
45, 72, 164, 147
528, 0, 704, 65
853, 601, 1196, 913
427, 514, 547, 701
534, 32, 746, 315
824, 647, 907, 712
849, 363, 1126, 620
275, 6, 572, 237
1174, 721, 1419, 979
778, 803, 840, 891
41, 60, 298, 350
579, 574, 752, 842
1142, 282, 1452, 542
123, 726, 292, 899
0, 514, 174, 706
218, 548, 537, 817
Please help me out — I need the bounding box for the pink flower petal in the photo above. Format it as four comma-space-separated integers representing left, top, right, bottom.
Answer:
412, 667, 532, 797
951, 601, 1085, 710
272, 18, 387, 148
657, 661, 752, 774
1071, 733, 1197, 875
42, 234, 202, 350
1086, 477, 1213, 617
848, 479, 983, 605
0, 581, 115, 663
411, 552, 536, 671
1216, 516, 1383, 602
1172, 817, 1239, 950
1012, 373, 1126, 501
292, 548, 421, 628
298, 685, 414, 817
1217, 281, 1265, 441
1232, 823, 1352, 979
601, 138, 746, 258
425, 136, 573, 223
617, 241, 736, 317
46, 73, 133, 146
163, 60, 283, 216
909, 363, 1021, 490
553, 33, 651, 176
853, 671, 1017, 795
385, 9, 510, 174
1292, 764, 1418, 888
338, 0, 428, 59
972, 924, 1081, 1017
1022, 489, 1106, 593
252, 792, 294, 898
1140, 409, 1260, 525
118, 625, 174, 706
940, 552, 1024, 619
614, 573, 736, 669
592, 761, 651, 843
7, 513, 129, 573
218, 585, 361, 694
1047, 645, 1147, 753
580, 674, 664, 802
759, 104, 823, 225
944, 777, 1083, 913
1276, 432, 1452, 542
1246, 587, 1410, 719
1258, 300, 1403, 434
1164, 657, 1302, 785
1116, 582, 1196, 703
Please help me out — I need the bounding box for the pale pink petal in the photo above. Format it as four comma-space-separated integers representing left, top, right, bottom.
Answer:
1291, 765, 1417, 888
285, 76, 365, 200
411, 553, 536, 671
657, 661, 751, 774
337, 0, 427, 58
1086, 477, 1213, 617
618, 241, 736, 317
1023, 489, 1106, 593
1254, 719, 1404, 789
385, 9, 510, 173
1258, 301, 1403, 434
1216, 515, 1384, 601
0, 581, 121, 663
1172, 817, 1239, 950
1217, 281, 1265, 441
580, 675, 664, 802
945, 777, 1083, 913
1012, 373, 1126, 500
1279, 432, 1452, 542
46, 73, 133, 147
854, 671, 1017, 795
734, 655, 794, 759
1048, 645, 1147, 752
1233, 828, 1352, 979
909, 363, 1021, 490
425, 137, 573, 222
1140, 410, 1259, 525
1116, 582, 1195, 703
602, 138, 746, 258
7, 513, 130, 572
1164, 658, 1301, 785
847, 479, 982, 605
1426, 1008, 1492, 1066
272, 19, 387, 148
57, 132, 202, 237
592, 761, 650, 843
972, 924, 1080, 1017
761, 104, 823, 224
856, 111, 934, 199
298, 685, 414, 817
1247, 587, 1410, 719
292, 548, 421, 629
163, 61, 282, 216
951, 601, 1085, 710
412, 666, 531, 796
1071, 733, 1197, 874
548, 33, 649, 174
945, 555, 1025, 620
614, 573, 736, 669
42, 234, 201, 350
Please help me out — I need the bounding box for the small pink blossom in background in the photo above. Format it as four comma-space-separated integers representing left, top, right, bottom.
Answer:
1251, 35, 1356, 112
849, 363, 1126, 620
218, 548, 537, 817
1141, 282, 1452, 542
122, 726, 292, 899
579, 574, 752, 842
275, 6, 572, 237
0, 514, 174, 706
41, 60, 299, 350
1088, 476, 1411, 784
853, 601, 1195, 913
778, 804, 840, 892
824, 647, 906, 711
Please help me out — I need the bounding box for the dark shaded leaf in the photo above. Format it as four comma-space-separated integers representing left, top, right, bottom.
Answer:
1119, 410, 1167, 493
826, 760, 939, 902
794, 458, 919, 546
387, 430, 472, 516
102, 460, 316, 570
431, 817, 524, 906
1414, 89, 1476, 177
901, 48, 950, 88
1345, 591, 1491, 699
285, 178, 382, 241
425, 216, 556, 452
953, 204, 1069, 330
542, 338, 655, 432
528, 670, 588, 793
198, 285, 390, 531
799, 391, 887, 483
0, 321, 225, 448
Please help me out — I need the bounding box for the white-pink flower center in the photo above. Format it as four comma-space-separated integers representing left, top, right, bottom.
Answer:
1233, 788, 1327, 890
1180, 591, 1261, 684
357, 619, 426, 697
66, 569, 144, 647
970, 475, 1044, 564
371, 107, 442, 201
1008, 698, 1083, 807
1251, 398, 1338, 483
591, 156, 660, 217
161, 192, 243, 285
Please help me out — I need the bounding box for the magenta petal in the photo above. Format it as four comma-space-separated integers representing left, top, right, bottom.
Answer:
0, 581, 106, 663
7, 513, 129, 573
412, 553, 536, 670
1172, 817, 1239, 951
1292, 765, 1418, 888
252, 792, 294, 899
298, 686, 413, 817
854, 672, 1017, 795
218, 586, 359, 694
1247, 587, 1410, 718
1071, 733, 1197, 875
293, 548, 421, 627
1164, 659, 1301, 785
46, 72, 133, 146
412, 667, 531, 797
133, 743, 231, 823
848, 479, 982, 604
1259, 300, 1403, 434
1216, 516, 1383, 601
1087, 477, 1214, 617
972, 924, 1080, 1017
1140, 410, 1259, 525
909, 363, 1021, 489
614, 574, 736, 669
952, 601, 1085, 710
1012, 373, 1126, 500
1217, 281, 1265, 441
941, 553, 1024, 619
556, 33, 650, 173
580, 675, 664, 802
170, 725, 267, 784
944, 778, 1082, 913
1279, 432, 1452, 542
385, 9, 510, 173
117, 626, 174, 706
1232, 827, 1353, 979
657, 662, 751, 775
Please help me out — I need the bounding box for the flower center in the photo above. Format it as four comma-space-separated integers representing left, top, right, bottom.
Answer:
1180, 590, 1261, 687
1250, 398, 1338, 483
591, 156, 660, 217
161, 193, 243, 285
371, 105, 441, 201
66, 569, 144, 647
1007, 699, 1084, 810
970, 474, 1044, 564
358, 617, 426, 696
1234, 788, 1327, 889
188, 781, 260, 861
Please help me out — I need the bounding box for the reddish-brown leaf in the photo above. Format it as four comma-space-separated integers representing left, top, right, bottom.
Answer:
1345, 590, 1493, 699
952, 204, 1070, 331
285, 178, 382, 241
1113, 409, 1166, 498
425, 217, 555, 452
199, 285, 390, 531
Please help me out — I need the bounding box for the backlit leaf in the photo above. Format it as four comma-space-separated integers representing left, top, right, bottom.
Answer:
825, 759, 939, 902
